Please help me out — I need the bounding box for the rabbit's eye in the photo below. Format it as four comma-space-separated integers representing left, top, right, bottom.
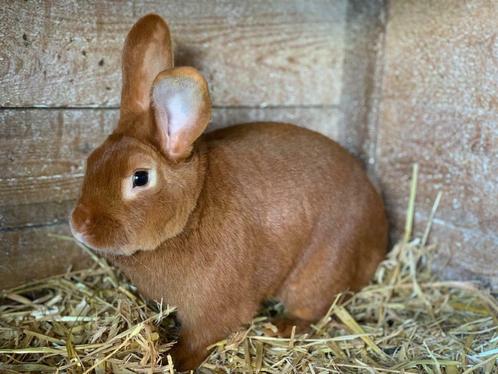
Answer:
133, 170, 149, 188
123, 169, 156, 200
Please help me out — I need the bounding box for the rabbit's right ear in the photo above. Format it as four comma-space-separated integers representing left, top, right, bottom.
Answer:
152, 67, 211, 161
120, 14, 173, 117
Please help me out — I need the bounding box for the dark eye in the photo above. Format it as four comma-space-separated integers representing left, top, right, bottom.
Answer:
133, 170, 149, 188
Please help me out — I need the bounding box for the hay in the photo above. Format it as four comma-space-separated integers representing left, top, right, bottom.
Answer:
1, 166, 497, 373
0, 244, 177, 373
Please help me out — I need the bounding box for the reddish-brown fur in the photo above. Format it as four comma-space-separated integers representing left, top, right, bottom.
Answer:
71, 14, 388, 371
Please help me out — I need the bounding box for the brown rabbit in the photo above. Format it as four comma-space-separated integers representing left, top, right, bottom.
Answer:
70, 14, 388, 371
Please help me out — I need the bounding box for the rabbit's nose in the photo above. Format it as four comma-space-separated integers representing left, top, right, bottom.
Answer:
70, 203, 92, 234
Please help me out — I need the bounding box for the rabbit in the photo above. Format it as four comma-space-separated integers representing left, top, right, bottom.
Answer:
70, 13, 388, 371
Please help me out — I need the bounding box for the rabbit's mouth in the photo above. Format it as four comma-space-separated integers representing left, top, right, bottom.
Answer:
69, 220, 95, 250
69, 222, 137, 256
71, 228, 87, 247
69, 218, 97, 250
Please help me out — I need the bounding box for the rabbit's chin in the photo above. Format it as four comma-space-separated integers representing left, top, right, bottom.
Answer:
78, 239, 140, 257
90, 244, 139, 257
70, 224, 139, 257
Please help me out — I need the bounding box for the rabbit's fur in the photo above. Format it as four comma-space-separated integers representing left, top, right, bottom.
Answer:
71, 14, 388, 370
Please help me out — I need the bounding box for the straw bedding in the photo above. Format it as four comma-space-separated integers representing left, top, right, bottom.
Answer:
1, 168, 497, 373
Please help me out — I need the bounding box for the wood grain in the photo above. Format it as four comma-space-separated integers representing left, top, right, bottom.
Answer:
378, 103, 497, 233
0, 106, 342, 231
388, 204, 498, 287
0, 223, 91, 289
338, 0, 385, 165
0, 0, 346, 107
377, 0, 498, 287
0, 109, 115, 231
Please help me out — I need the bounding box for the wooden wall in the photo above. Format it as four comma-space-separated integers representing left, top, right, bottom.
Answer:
1, 1, 496, 289
376, 0, 498, 287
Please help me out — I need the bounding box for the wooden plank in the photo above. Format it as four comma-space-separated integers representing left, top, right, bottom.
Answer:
0, 106, 341, 231
0, 224, 91, 289
338, 0, 385, 165
211, 106, 341, 140
376, 0, 498, 287
0, 109, 116, 220
388, 206, 498, 288
378, 103, 497, 232
379, 0, 498, 111
0, 0, 346, 107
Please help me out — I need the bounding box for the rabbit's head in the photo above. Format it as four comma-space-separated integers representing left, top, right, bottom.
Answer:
70, 14, 211, 255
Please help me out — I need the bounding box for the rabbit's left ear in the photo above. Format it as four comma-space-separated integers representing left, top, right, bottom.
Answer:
120, 14, 173, 117
152, 67, 211, 161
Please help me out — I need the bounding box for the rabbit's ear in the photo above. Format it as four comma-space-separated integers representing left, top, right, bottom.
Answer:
152, 67, 211, 160
120, 14, 173, 117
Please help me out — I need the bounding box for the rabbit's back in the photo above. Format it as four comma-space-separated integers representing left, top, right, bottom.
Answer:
205, 122, 383, 237
204, 122, 387, 289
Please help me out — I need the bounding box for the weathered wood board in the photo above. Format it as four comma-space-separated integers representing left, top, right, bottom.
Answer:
0, 0, 346, 107
0, 224, 92, 289
376, 0, 498, 286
